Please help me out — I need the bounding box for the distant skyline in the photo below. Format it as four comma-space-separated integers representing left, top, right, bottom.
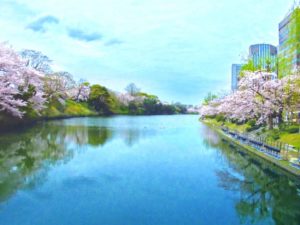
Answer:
0, 0, 293, 104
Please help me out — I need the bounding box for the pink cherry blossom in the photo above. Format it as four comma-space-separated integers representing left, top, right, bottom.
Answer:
200, 71, 300, 128
0, 43, 46, 118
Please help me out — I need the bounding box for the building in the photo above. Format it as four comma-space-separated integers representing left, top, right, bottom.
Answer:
249, 44, 278, 71
231, 64, 243, 91
278, 2, 300, 73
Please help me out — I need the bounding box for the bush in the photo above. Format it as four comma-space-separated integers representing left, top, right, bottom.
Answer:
286, 126, 299, 134
247, 119, 256, 127
216, 114, 225, 122
269, 129, 280, 140
246, 120, 259, 132
205, 115, 216, 119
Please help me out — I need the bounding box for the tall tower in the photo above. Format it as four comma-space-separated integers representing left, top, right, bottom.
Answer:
278, 1, 300, 76
231, 64, 243, 91
249, 44, 278, 71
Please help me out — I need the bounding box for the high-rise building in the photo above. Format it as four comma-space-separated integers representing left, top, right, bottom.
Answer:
249, 44, 278, 71
231, 64, 243, 91
278, 2, 300, 72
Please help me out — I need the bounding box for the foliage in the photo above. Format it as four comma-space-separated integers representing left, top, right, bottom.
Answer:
216, 114, 225, 122
0, 43, 46, 118
70, 79, 90, 102
42, 98, 95, 118
115, 89, 188, 115
44, 71, 76, 101
64, 100, 94, 116
88, 85, 115, 115
143, 96, 160, 114
240, 56, 277, 77
1, 43, 188, 124
247, 119, 256, 127
285, 125, 299, 134
200, 71, 300, 130
240, 59, 256, 76
268, 129, 280, 140
204, 118, 250, 133
246, 119, 260, 132
203, 92, 218, 105
128, 101, 144, 115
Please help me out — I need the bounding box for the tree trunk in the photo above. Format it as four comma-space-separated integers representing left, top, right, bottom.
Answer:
278, 109, 283, 125
268, 115, 273, 130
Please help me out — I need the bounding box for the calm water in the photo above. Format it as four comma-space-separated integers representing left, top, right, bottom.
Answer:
0, 115, 299, 225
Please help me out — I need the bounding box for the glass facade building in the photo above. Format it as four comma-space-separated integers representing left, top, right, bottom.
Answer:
279, 6, 300, 70
249, 44, 278, 71
231, 64, 242, 91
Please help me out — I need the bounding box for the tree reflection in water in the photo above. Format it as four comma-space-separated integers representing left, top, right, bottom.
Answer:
0, 121, 156, 204
202, 125, 300, 225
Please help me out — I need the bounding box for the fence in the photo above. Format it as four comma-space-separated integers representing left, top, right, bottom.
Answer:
221, 127, 300, 162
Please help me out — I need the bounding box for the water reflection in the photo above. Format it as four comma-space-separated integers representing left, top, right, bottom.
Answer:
0, 125, 73, 203
201, 125, 221, 146
87, 127, 113, 146
202, 125, 300, 225
1, 117, 300, 225
0, 120, 156, 204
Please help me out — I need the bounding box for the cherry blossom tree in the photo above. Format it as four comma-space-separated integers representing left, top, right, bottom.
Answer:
20, 49, 52, 74
200, 71, 300, 129
116, 92, 145, 106
44, 71, 75, 102
0, 43, 46, 118
70, 79, 90, 102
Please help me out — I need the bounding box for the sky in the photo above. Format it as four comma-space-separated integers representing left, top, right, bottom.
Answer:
0, 0, 293, 104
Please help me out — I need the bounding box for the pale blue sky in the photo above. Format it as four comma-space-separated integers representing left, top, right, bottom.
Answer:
0, 0, 292, 104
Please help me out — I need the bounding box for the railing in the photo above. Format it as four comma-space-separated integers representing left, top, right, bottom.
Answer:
221, 127, 300, 163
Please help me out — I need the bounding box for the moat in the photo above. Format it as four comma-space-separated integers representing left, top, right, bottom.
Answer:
0, 115, 299, 225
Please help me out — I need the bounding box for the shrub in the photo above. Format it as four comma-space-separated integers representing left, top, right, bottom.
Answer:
205, 115, 216, 119
247, 119, 256, 127
216, 114, 225, 122
269, 129, 280, 140
246, 120, 259, 132
286, 126, 299, 134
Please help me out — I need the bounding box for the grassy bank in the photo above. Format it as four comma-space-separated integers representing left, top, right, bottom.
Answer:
42, 99, 96, 118
0, 99, 97, 132
201, 119, 300, 178
203, 118, 300, 149
0, 98, 190, 132
203, 118, 250, 133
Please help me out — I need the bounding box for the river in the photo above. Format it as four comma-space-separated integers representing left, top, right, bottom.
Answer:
0, 115, 299, 225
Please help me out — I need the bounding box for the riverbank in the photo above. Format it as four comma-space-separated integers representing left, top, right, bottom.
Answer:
0, 99, 97, 132
201, 119, 300, 179
203, 118, 300, 148
0, 100, 191, 132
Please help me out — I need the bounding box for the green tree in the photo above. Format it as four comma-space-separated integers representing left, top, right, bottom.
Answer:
128, 101, 143, 114
203, 92, 218, 105
143, 96, 160, 114
240, 59, 256, 77
88, 84, 114, 115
